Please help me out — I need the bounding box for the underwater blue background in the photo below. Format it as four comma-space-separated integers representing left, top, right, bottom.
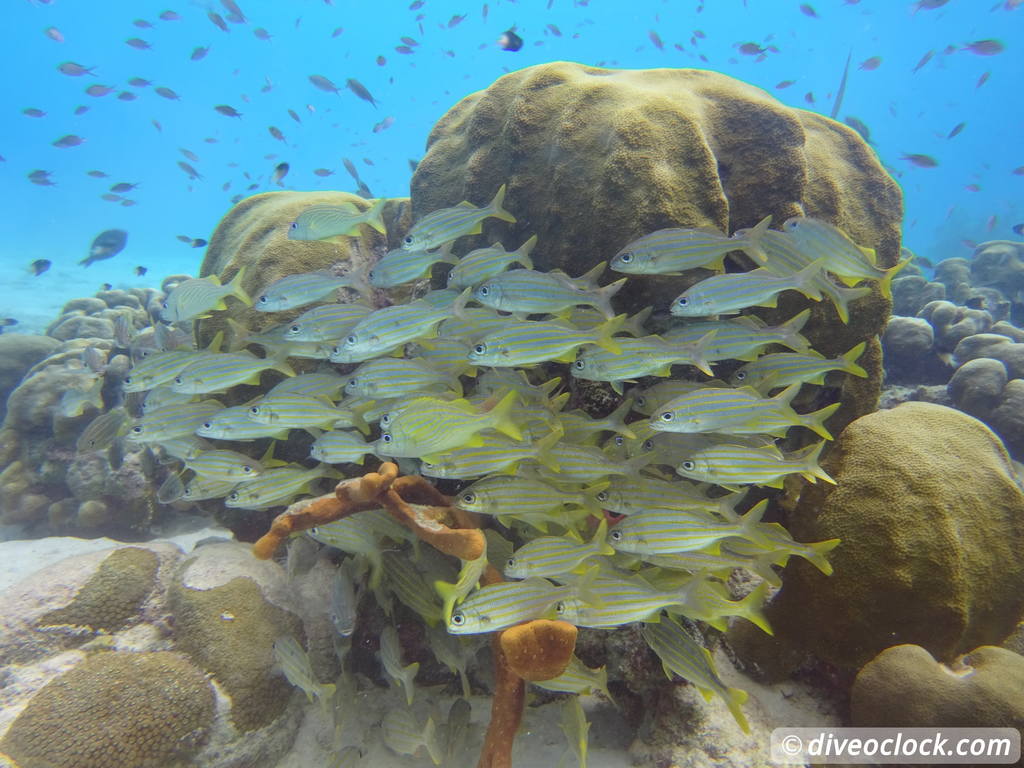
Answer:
3, 0, 1022, 331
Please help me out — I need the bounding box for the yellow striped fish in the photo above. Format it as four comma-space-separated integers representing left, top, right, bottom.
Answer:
195, 405, 291, 441
640, 616, 750, 733
729, 343, 868, 392
383, 551, 444, 627
309, 429, 372, 464
611, 215, 771, 274
402, 184, 515, 252
723, 524, 840, 576
434, 551, 488, 623
184, 449, 264, 482
420, 429, 562, 479
273, 635, 336, 709
281, 302, 373, 342
630, 379, 729, 416
474, 266, 625, 320
447, 235, 537, 289
533, 654, 612, 700
127, 399, 224, 443
663, 310, 811, 362
381, 708, 442, 765
379, 624, 420, 705
377, 390, 520, 460
642, 549, 784, 587
608, 500, 768, 557
595, 475, 717, 515
572, 333, 717, 393
266, 372, 348, 400
170, 352, 295, 394
447, 577, 567, 634
180, 474, 239, 502
504, 519, 614, 579
77, 407, 128, 451
123, 349, 213, 392
369, 243, 458, 287
344, 357, 461, 399
309, 516, 383, 588
454, 474, 599, 518
650, 384, 840, 440
160, 268, 251, 323
255, 270, 369, 312
675, 441, 835, 489
468, 315, 624, 367
555, 567, 688, 627
678, 579, 772, 635
225, 464, 340, 510
247, 391, 369, 432
670, 261, 825, 317
329, 300, 451, 362
287, 199, 387, 240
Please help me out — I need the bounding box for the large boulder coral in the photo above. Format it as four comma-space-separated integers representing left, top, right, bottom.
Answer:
195, 191, 411, 346
851, 644, 1024, 731
412, 61, 902, 433
731, 402, 1024, 674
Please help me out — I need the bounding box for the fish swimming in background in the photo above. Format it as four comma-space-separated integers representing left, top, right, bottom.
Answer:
160, 269, 251, 322
22, 107, 46, 117
902, 153, 938, 168
134, 266, 147, 276
308, 73, 340, 94
271, 162, 289, 186
912, 49, 935, 73
58, 61, 95, 76
214, 104, 242, 118
404, 185, 516, 251
963, 39, 1005, 55
125, 37, 151, 50
947, 122, 966, 139
155, 86, 180, 100
207, 10, 229, 31
53, 135, 86, 148
612, 216, 771, 273
858, 56, 881, 70
498, 28, 524, 51
830, 51, 851, 118
288, 200, 386, 240
44, 26, 63, 42
843, 116, 872, 144
346, 78, 377, 107
29, 259, 51, 275
80, 229, 128, 266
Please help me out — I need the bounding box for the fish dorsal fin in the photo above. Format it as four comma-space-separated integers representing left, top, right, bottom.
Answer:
732, 315, 766, 329
206, 330, 225, 353
456, 200, 476, 209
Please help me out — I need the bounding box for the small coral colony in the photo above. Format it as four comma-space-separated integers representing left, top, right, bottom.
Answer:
112, 182, 899, 760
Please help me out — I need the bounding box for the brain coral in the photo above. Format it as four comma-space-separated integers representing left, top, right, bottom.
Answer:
196, 191, 410, 347
740, 402, 1024, 671
412, 61, 902, 433
0, 651, 214, 768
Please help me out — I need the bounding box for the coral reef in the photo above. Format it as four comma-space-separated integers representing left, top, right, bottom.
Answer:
731, 402, 1024, 672
413, 61, 902, 434
0, 335, 59, 423
851, 644, 1024, 730
0, 651, 215, 768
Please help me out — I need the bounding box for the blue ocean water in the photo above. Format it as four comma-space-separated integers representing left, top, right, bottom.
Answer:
2, 0, 1021, 331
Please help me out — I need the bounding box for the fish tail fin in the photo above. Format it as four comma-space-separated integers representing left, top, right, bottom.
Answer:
796, 440, 836, 484
346, 400, 374, 436
802, 401, 840, 440
487, 184, 516, 223
318, 682, 336, 717
625, 306, 652, 337
751, 554, 783, 587
594, 314, 626, 353
423, 716, 443, 766
434, 579, 459, 623
514, 234, 538, 269
270, 357, 296, 378
878, 256, 913, 300
804, 537, 841, 575
575, 261, 607, 289
688, 330, 718, 377
593, 277, 626, 320
533, 426, 563, 472
724, 683, 751, 733
487, 390, 522, 441
794, 259, 825, 300
738, 214, 772, 265
770, 382, 801, 410
716, 489, 748, 523
604, 396, 635, 439
779, 308, 812, 351
591, 518, 615, 557
827, 283, 871, 324
841, 342, 869, 377
226, 266, 251, 306
363, 198, 387, 234
737, 581, 773, 636
738, 499, 769, 538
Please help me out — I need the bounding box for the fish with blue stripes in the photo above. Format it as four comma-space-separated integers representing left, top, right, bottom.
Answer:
171, 352, 294, 394
608, 500, 768, 556
447, 235, 537, 289
402, 184, 516, 252
247, 391, 369, 432
473, 265, 625, 319
675, 441, 835, 489
345, 357, 461, 399
160, 269, 251, 322
287, 199, 387, 240
255, 270, 369, 312
184, 448, 264, 481
468, 315, 624, 367
329, 300, 452, 362
281, 302, 373, 342
671, 261, 825, 317
611, 215, 771, 274
663, 310, 811, 362
572, 333, 717, 393
504, 519, 614, 578
729, 343, 868, 392
369, 243, 458, 287
447, 577, 567, 634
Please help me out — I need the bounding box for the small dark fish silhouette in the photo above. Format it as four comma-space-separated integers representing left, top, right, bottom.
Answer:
268, 126, 285, 141
376, 55, 387, 65
81, 229, 128, 267
1012, 223, 1024, 237
192, 238, 208, 248
208, 11, 229, 32
0, 318, 18, 329
254, 28, 271, 40
963, 39, 1004, 56
74, 105, 90, 115
180, 147, 200, 162
648, 30, 664, 50
133, 19, 153, 28
902, 153, 939, 168
342, 157, 360, 182
110, 182, 139, 193
272, 162, 290, 186
221, 0, 246, 22
373, 116, 395, 133
87, 170, 109, 178
125, 38, 151, 50
85, 84, 115, 97
313, 168, 334, 177
799, 4, 818, 17
738, 42, 765, 55
913, 0, 949, 9
844, 116, 872, 144
101, 193, 122, 202
346, 78, 377, 107
30, 259, 52, 275
775, 80, 795, 89
401, 36, 417, 46
448, 14, 466, 27
44, 26, 63, 42
288, 109, 302, 123
332, 27, 345, 38
127, 77, 151, 87
117, 91, 137, 101
214, 104, 242, 118
976, 71, 991, 88
395, 45, 414, 54
159, 10, 181, 21
178, 161, 203, 180
946, 122, 966, 139
309, 74, 341, 94
155, 86, 180, 100
58, 62, 96, 76
858, 56, 882, 70
53, 135, 86, 148
498, 29, 523, 51
912, 49, 934, 73
135, 266, 148, 276
22, 108, 46, 117
191, 46, 209, 61
547, 23, 562, 36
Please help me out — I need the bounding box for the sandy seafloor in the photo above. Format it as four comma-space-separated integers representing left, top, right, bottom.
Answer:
0, 524, 839, 768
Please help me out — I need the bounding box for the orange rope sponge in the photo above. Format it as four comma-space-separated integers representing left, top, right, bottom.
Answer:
500, 619, 578, 682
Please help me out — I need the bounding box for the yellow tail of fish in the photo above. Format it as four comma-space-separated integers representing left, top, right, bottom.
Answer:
514, 234, 538, 269
802, 401, 841, 440
737, 214, 772, 265
226, 265, 251, 306
594, 314, 626, 354
796, 440, 836, 484
486, 390, 522, 441
362, 198, 387, 235
878, 256, 913, 300
803, 537, 841, 575
737, 581, 773, 636
487, 183, 517, 223
841, 342, 869, 378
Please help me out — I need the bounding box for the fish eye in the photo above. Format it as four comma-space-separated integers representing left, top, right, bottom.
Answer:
381, 433, 392, 443
735, 371, 746, 380
258, 295, 268, 304
614, 436, 624, 446
609, 529, 623, 542
348, 377, 358, 386
289, 325, 300, 333
289, 222, 297, 229
506, 557, 516, 568
202, 422, 212, 429
450, 612, 465, 626
573, 360, 585, 370
123, 376, 132, 384
479, 286, 490, 297
555, 601, 567, 614
249, 406, 260, 415
660, 412, 674, 422
643, 439, 656, 451
131, 425, 143, 435
596, 490, 608, 502
228, 491, 240, 501
635, 395, 646, 407
381, 414, 392, 427
461, 492, 475, 504
474, 344, 486, 355
242, 465, 254, 474
404, 235, 414, 245
346, 334, 357, 345
681, 460, 695, 471
368, 270, 376, 279
619, 252, 633, 263
677, 297, 689, 306
173, 376, 183, 384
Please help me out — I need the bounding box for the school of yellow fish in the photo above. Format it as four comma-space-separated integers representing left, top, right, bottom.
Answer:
89, 185, 895, 763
